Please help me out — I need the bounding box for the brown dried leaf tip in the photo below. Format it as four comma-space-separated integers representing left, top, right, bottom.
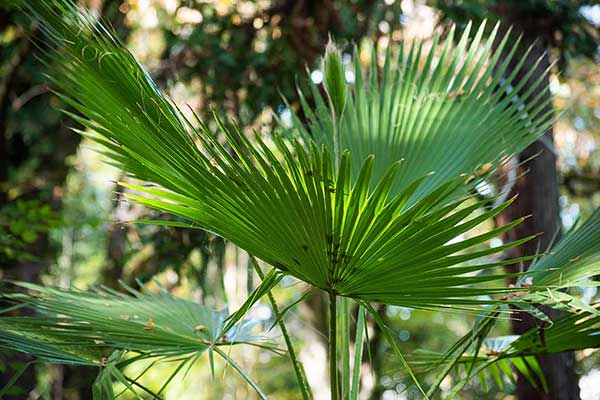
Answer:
486, 349, 500, 359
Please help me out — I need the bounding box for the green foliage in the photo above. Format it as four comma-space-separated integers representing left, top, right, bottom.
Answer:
411, 207, 600, 396
0, 200, 60, 262
286, 22, 554, 201
0, 6, 79, 194
19, 1, 561, 310
526, 207, 600, 287
414, 306, 599, 395
0, 282, 268, 398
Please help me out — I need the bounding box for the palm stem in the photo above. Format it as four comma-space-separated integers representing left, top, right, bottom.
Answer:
249, 256, 312, 400
329, 291, 338, 400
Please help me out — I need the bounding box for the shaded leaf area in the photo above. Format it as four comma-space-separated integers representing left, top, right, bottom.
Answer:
286, 22, 554, 202
0, 200, 61, 262
0, 282, 269, 398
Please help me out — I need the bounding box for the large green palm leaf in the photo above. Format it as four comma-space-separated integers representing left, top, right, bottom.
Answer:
21, 0, 558, 310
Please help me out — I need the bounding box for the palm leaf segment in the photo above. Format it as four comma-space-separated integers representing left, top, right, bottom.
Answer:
288, 22, 555, 201
481, 305, 599, 391
525, 207, 600, 288
26, 1, 552, 309
0, 282, 267, 398
0, 282, 260, 364
416, 305, 600, 393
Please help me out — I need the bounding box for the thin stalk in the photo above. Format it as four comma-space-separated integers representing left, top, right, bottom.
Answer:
361, 301, 429, 399
332, 111, 340, 172
350, 306, 366, 400
339, 298, 350, 397
249, 256, 312, 400
0, 361, 31, 398
214, 347, 268, 400
329, 291, 338, 400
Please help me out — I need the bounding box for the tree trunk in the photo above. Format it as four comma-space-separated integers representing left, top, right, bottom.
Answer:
498, 139, 580, 400
494, 25, 581, 400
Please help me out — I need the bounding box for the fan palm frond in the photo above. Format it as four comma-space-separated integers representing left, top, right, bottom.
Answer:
414, 305, 599, 395
0, 282, 271, 398
20, 0, 559, 310
286, 22, 554, 201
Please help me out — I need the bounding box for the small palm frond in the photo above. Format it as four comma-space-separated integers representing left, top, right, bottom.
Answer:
524, 207, 600, 288
21, 0, 555, 309
419, 207, 600, 396
285, 23, 554, 201
499, 208, 600, 315
0, 282, 270, 398
1, 282, 261, 357
414, 305, 599, 394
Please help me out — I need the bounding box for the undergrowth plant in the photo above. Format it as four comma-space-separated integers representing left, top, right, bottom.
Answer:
1, 1, 599, 399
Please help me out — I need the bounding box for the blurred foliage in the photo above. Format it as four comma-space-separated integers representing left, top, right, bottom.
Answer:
135, 0, 403, 126
0, 200, 60, 263
0, 10, 78, 198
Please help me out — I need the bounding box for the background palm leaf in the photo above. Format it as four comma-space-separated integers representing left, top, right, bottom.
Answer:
415, 208, 600, 396
0, 282, 269, 399
285, 23, 555, 202
525, 207, 600, 288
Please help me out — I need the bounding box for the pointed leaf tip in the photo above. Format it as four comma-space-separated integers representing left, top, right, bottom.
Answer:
323, 38, 347, 118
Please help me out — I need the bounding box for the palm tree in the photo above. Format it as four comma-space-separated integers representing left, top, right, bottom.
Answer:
1, 1, 598, 398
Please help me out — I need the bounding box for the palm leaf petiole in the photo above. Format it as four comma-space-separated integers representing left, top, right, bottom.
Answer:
329, 291, 338, 400
213, 346, 267, 400
250, 255, 312, 400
